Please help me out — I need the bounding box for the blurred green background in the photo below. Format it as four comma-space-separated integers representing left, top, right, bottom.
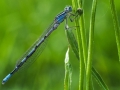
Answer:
0, 0, 120, 90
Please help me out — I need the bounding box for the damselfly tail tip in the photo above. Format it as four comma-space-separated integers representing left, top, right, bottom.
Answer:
2, 74, 12, 85
2, 81, 5, 85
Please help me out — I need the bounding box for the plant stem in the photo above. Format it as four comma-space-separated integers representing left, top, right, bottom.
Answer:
86, 0, 97, 90
72, 0, 85, 89
109, 0, 120, 61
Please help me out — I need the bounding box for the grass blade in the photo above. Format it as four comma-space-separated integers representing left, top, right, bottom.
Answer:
65, 30, 79, 60
92, 68, 109, 90
64, 48, 72, 90
86, 0, 97, 89
65, 26, 109, 90
70, 0, 109, 89
72, 0, 85, 89
66, 27, 109, 90
109, 0, 120, 61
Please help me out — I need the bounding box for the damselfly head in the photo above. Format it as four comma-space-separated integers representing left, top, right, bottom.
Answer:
64, 6, 72, 13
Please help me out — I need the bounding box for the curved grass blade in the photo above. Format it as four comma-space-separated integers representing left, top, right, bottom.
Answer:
65, 29, 79, 60
86, 0, 97, 89
65, 29, 109, 90
92, 68, 109, 90
64, 48, 72, 90
109, 0, 120, 61
72, 0, 86, 89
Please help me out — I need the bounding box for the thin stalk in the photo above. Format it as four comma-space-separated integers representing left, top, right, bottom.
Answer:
70, 0, 109, 89
72, 0, 85, 89
77, 0, 87, 68
86, 0, 97, 90
109, 0, 120, 61
64, 48, 72, 90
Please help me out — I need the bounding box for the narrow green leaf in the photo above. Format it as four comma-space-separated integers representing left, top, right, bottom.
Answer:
92, 68, 109, 90
70, 1, 109, 89
109, 0, 120, 61
64, 48, 72, 90
86, 0, 97, 90
65, 26, 109, 90
72, 0, 85, 89
65, 30, 79, 60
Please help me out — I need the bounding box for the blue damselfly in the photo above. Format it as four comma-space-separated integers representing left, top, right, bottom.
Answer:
2, 6, 83, 84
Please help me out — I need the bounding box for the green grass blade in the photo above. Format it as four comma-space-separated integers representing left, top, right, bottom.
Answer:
65, 25, 109, 90
72, 0, 85, 89
72, 0, 87, 67
64, 48, 72, 90
109, 0, 120, 61
65, 30, 79, 60
92, 68, 109, 90
70, 0, 109, 89
86, 0, 97, 89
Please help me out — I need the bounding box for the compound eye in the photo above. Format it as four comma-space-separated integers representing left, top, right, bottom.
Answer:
68, 6, 72, 11
64, 7, 68, 11
64, 6, 72, 12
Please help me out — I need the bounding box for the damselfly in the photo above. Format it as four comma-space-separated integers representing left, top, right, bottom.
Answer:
2, 6, 83, 84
